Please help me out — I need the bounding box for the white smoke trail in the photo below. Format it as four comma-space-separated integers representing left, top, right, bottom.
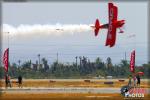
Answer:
3, 24, 93, 37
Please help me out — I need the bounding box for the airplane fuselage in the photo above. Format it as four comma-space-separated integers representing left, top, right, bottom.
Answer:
100, 20, 125, 29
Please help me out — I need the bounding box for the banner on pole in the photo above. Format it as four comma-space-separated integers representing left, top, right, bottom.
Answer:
130, 50, 135, 73
3, 48, 9, 72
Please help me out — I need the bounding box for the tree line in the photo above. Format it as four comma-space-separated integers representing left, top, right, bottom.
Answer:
0, 57, 150, 79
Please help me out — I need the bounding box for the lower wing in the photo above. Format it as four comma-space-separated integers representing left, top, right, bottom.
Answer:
105, 25, 117, 47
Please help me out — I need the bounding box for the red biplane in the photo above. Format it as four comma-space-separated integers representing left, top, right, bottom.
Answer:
91, 3, 125, 47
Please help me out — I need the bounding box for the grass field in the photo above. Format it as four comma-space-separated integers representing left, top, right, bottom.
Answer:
0, 93, 150, 100
0, 79, 149, 88
0, 79, 149, 100
0, 93, 130, 100
24, 79, 128, 88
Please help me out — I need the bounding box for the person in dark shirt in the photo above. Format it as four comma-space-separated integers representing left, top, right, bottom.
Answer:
5, 74, 11, 88
5, 74, 8, 88
7, 75, 12, 88
18, 75, 22, 88
136, 74, 140, 87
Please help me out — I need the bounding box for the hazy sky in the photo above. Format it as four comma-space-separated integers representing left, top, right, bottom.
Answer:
2, 1, 148, 65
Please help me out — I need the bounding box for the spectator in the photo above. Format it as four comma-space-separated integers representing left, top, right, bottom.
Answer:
128, 75, 132, 87
7, 75, 12, 88
18, 75, 22, 88
136, 74, 140, 87
133, 74, 137, 88
5, 74, 8, 88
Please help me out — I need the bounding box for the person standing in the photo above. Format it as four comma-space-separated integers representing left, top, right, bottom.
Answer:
136, 74, 140, 87
133, 74, 137, 88
18, 75, 22, 88
128, 75, 132, 87
5, 74, 8, 88
7, 75, 12, 88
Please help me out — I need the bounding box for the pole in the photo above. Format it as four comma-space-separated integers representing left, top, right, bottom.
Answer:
38, 54, 40, 70
148, 0, 150, 63
8, 32, 9, 49
7, 32, 9, 74
79, 56, 82, 67
125, 52, 126, 61
75, 56, 78, 67
57, 52, 58, 63
0, 1, 2, 66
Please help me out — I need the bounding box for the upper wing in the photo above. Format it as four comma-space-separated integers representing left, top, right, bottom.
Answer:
105, 3, 118, 47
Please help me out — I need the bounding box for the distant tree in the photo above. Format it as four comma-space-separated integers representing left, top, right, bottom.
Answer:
12, 63, 17, 68
0, 67, 4, 78
18, 60, 21, 67
143, 63, 150, 78
95, 57, 102, 64
120, 60, 128, 67
95, 57, 104, 70
106, 57, 114, 76
106, 57, 112, 68
22, 61, 32, 70
41, 58, 49, 71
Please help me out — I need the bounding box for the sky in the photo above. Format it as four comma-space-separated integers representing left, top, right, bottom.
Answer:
2, 1, 148, 65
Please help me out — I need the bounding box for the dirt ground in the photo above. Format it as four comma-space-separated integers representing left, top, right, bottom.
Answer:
0, 79, 149, 100
0, 79, 149, 88
0, 93, 150, 100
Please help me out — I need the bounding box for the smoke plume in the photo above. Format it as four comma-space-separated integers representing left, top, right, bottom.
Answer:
3, 24, 93, 37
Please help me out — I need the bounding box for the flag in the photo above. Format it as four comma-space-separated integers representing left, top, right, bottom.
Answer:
130, 50, 135, 73
3, 48, 9, 72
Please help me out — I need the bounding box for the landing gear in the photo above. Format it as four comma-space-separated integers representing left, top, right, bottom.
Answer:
119, 28, 124, 33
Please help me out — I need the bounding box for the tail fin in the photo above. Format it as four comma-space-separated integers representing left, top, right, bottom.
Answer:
94, 19, 100, 36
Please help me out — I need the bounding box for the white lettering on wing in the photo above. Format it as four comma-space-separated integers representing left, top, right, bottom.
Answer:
108, 7, 113, 39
